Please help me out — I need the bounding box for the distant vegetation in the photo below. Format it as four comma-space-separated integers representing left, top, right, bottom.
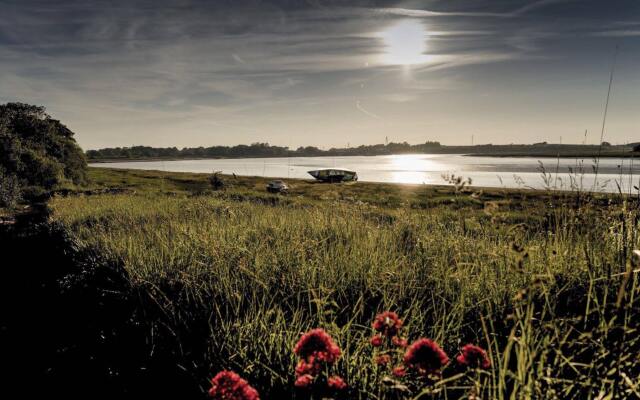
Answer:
86, 141, 640, 161
0, 102, 87, 206
85, 141, 440, 159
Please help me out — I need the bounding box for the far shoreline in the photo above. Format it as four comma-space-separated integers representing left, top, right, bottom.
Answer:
87, 152, 640, 164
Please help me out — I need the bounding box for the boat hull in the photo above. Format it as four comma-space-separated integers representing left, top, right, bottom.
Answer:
307, 169, 358, 183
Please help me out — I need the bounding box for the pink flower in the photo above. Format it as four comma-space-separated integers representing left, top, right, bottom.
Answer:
392, 366, 407, 377
403, 339, 449, 376
208, 371, 260, 400
372, 311, 403, 337
375, 354, 391, 366
294, 329, 341, 365
327, 376, 347, 390
392, 336, 408, 348
295, 357, 322, 377
370, 335, 384, 347
456, 344, 491, 369
294, 374, 314, 388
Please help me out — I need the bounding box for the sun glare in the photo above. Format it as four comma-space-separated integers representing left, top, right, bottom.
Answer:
379, 20, 428, 66
388, 154, 434, 184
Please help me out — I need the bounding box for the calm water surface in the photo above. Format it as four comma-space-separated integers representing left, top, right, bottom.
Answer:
91, 154, 640, 193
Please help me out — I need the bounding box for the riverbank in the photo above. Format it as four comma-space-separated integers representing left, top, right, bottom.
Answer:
83, 166, 602, 206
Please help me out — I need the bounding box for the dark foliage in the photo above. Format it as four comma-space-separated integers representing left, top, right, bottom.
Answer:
0, 207, 203, 398
0, 103, 88, 196
0, 166, 21, 207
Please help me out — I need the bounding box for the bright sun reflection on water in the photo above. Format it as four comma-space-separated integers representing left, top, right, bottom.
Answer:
379, 20, 429, 65
388, 154, 439, 184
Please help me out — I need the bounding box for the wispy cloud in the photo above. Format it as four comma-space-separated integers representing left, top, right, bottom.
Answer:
375, 8, 504, 18
376, 0, 574, 19
593, 30, 640, 37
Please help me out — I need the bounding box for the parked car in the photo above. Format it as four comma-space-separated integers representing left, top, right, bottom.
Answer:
266, 180, 289, 193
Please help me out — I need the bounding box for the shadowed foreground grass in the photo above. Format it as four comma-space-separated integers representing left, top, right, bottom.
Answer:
46, 168, 640, 398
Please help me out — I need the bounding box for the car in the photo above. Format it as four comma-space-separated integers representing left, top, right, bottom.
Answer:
266, 180, 289, 193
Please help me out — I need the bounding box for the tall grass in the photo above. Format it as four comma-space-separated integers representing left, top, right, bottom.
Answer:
48, 183, 639, 398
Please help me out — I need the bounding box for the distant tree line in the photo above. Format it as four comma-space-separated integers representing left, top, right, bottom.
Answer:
86, 140, 640, 161
86, 141, 444, 160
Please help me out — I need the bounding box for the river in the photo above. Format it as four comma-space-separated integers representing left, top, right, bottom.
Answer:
90, 154, 640, 193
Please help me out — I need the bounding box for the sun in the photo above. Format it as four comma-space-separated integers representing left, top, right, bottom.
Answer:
379, 19, 428, 66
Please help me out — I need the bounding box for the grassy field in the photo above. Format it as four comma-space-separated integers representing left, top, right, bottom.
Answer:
44, 167, 640, 398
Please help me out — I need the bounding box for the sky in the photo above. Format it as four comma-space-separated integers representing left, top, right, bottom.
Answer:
1, 0, 639, 150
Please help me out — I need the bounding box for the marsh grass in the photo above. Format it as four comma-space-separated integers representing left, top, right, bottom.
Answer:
46, 168, 640, 398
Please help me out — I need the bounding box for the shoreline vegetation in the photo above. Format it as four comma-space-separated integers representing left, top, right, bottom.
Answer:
76, 167, 610, 199
86, 142, 640, 162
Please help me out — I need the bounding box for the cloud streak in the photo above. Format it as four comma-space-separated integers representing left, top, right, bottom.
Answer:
376, 0, 575, 19
356, 100, 382, 119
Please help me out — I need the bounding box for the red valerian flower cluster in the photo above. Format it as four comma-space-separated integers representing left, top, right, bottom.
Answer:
327, 376, 347, 390
392, 366, 407, 377
370, 311, 408, 350
294, 374, 314, 388
294, 328, 341, 365
403, 338, 450, 376
375, 354, 391, 366
293, 329, 347, 392
208, 371, 260, 400
370, 335, 384, 347
456, 344, 491, 369
391, 336, 408, 348
369, 311, 411, 378
372, 311, 403, 337
205, 331, 491, 397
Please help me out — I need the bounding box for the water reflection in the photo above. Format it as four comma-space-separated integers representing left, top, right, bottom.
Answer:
91, 154, 640, 193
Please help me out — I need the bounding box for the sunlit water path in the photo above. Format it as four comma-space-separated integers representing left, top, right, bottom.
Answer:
90, 154, 640, 193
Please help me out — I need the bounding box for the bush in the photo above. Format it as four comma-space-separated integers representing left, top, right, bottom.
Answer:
0, 102, 88, 194
208, 171, 225, 191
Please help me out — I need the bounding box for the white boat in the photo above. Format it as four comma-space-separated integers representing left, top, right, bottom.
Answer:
307, 168, 358, 183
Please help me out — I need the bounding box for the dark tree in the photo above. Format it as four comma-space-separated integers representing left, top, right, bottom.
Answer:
0, 103, 88, 198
